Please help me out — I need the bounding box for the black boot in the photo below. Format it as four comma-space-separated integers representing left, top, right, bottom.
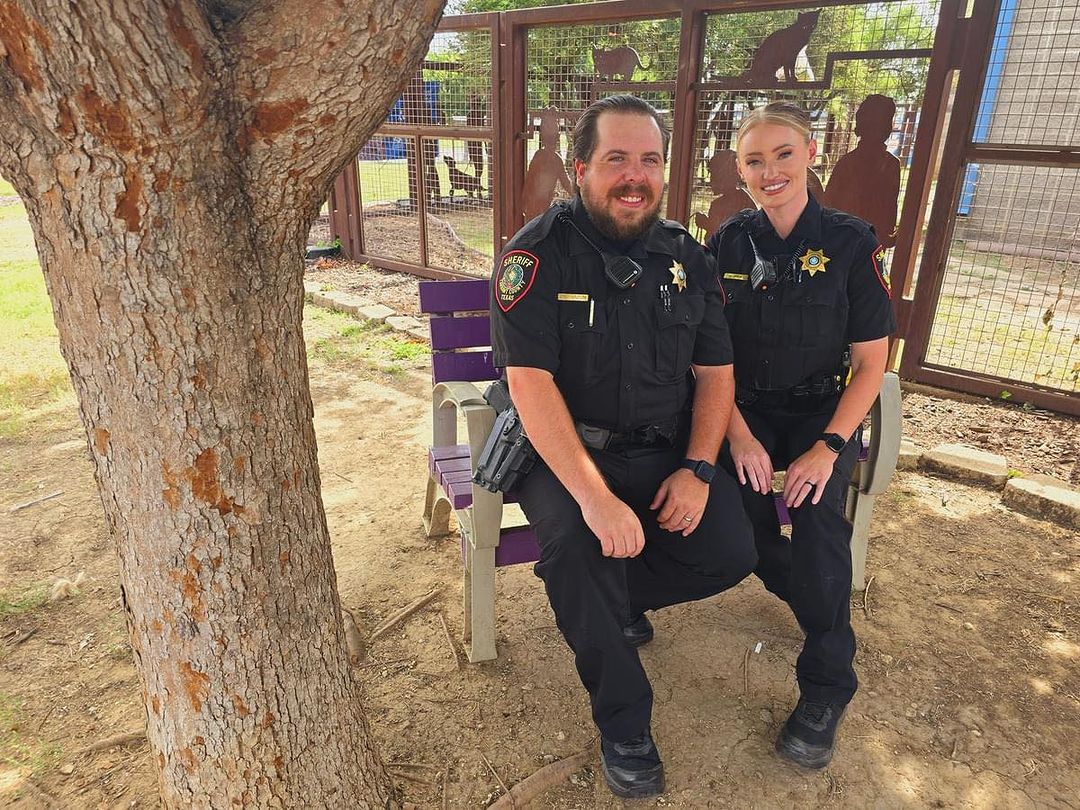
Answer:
622, 613, 654, 647
600, 730, 665, 799
775, 698, 847, 769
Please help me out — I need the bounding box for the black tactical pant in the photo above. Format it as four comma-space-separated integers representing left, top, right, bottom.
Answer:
719, 399, 861, 706
518, 442, 756, 742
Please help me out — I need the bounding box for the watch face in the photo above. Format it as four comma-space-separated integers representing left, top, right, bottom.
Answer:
824, 434, 846, 453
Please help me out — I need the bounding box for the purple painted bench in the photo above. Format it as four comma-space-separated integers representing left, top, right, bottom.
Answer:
419, 278, 902, 663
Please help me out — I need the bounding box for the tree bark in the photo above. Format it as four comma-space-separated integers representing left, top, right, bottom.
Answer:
0, 1, 444, 806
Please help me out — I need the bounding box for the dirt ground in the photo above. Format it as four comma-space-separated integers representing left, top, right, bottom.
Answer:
1, 307, 1077, 809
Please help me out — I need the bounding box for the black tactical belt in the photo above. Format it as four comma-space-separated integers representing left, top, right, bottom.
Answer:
736, 372, 844, 411
575, 417, 679, 450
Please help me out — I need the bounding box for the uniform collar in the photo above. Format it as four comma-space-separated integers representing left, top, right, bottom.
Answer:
567, 195, 655, 260
748, 192, 823, 244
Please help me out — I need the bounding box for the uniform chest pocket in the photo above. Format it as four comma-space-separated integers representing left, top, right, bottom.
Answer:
782, 288, 843, 348
655, 293, 705, 382
558, 301, 608, 386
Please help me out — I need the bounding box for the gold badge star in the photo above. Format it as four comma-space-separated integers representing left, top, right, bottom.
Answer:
800, 248, 830, 277
669, 260, 687, 292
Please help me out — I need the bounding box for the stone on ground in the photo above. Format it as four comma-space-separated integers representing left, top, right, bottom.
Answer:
920, 443, 1009, 488
1003, 474, 1080, 530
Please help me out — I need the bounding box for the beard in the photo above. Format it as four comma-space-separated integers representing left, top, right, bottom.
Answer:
579, 181, 663, 242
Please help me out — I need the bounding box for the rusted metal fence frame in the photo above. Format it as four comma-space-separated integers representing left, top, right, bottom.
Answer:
897, 0, 1080, 415
329, 0, 1079, 412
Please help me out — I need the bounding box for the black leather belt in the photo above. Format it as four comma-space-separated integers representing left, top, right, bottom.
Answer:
736, 372, 844, 411
575, 417, 679, 450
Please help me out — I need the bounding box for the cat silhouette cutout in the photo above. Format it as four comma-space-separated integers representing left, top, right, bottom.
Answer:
742, 10, 820, 85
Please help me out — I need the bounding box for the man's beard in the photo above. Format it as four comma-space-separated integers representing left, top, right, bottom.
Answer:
580, 183, 663, 242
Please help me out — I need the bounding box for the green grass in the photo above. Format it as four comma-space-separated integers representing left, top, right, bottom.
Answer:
305, 308, 426, 375
0, 205, 73, 437
0, 583, 49, 619
0, 178, 15, 197
0, 691, 63, 783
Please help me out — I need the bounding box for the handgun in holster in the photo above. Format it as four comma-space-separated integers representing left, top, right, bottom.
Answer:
472, 380, 539, 493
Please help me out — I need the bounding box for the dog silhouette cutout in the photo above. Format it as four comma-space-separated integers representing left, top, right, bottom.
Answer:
443, 155, 484, 200
592, 45, 651, 82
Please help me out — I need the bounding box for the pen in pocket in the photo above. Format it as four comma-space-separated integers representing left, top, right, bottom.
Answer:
588, 298, 595, 327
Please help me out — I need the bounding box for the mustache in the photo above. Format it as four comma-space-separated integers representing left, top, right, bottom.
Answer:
609, 184, 652, 200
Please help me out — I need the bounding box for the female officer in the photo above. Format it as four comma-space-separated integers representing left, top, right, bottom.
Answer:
706, 101, 895, 769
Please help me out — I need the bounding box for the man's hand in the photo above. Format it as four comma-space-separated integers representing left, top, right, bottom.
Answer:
580, 492, 646, 558
729, 432, 774, 495
650, 469, 709, 537
783, 442, 839, 508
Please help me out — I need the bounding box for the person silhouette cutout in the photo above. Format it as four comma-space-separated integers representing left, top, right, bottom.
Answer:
694, 149, 754, 239
522, 108, 573, 222
824, 95, 900, 248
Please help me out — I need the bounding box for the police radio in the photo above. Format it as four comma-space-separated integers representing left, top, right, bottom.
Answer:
746, 232, 779, 292
557, 212, 645, 289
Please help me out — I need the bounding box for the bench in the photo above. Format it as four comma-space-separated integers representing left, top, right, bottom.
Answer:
420, 278, 902, 663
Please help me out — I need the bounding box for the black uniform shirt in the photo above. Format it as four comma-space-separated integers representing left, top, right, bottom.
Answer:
706, 194, 896, 392
491, 197, 733, 431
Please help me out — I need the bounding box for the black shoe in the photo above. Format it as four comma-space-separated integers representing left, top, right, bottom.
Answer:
600, 730, 665, 799
622, 614, 654, 647
775, 698, 847, 769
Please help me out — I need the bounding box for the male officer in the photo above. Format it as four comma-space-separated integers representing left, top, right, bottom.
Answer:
490, 95, 756, 799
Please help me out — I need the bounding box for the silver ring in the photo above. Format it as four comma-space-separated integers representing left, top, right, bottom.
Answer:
682, 515, 693, 522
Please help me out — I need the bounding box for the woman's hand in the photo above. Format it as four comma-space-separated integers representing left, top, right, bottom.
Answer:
729, 433, 774, 495
783, 442, 839, 508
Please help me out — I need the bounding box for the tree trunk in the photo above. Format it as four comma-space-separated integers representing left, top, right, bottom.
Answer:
0, 1, 444, 805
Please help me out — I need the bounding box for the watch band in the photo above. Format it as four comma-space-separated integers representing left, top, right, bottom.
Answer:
681, 458, 716, 484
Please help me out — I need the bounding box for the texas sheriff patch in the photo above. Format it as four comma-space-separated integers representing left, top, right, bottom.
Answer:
495, 250, 539, 312
871, 245, 891, 295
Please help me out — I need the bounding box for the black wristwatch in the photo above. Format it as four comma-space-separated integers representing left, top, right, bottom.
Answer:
681, 458, 716, 484
821, 432, 847, 454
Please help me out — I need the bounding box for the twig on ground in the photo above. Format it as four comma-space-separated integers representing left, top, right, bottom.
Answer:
489, 748, 592, 809
332, 470, 354, 483
5, 628, 38, 647
742, 647, 751, 695
81, 730, 146, 754
9, 491, 63, 513
479, 752, 510, 801
437, 611, 460, 670
934, 602, 963, 614
862, 575, 876, 618
370, 588, 441, 641
342, 607, 365, 664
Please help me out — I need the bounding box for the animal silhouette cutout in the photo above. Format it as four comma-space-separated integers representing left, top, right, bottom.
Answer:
824, 94, 901, 248
742, 10, 820, 85
694, 150, 754, 238
522, 108, 573, 222
592, 46, 651, 82
443, 156, 484, 199
465, 95, 486, 188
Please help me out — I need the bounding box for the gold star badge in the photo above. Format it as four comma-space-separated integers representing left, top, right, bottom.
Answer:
799, 248, 830, 277
669, 260, 687, 292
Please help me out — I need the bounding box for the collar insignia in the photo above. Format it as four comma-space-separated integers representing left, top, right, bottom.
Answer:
799, 248, 830, 277
669, 260, 687, 292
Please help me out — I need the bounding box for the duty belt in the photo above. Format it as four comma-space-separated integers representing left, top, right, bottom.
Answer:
736, 371, 844, 411
575, 416, 680, 450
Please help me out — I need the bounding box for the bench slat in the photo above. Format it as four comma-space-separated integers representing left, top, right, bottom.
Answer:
420, 278, 490, 314
432, 351, 499, 384
430, 314, 491, 351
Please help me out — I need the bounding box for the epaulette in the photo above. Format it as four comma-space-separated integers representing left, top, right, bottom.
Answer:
657, 218, 690, 235
506, 202, 571, 250
821, 207, 875, 239
712, 209, 756, 242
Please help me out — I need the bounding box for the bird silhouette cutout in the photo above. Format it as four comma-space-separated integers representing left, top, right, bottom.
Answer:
824, 94, 901, 248
522, 108, 573, 222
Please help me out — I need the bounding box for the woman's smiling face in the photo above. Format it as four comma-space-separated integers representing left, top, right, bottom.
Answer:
736, 122, 817, 214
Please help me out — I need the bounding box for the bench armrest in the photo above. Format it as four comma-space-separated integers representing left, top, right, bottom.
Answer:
432, 381, 496, 468
860, 372, 902, 495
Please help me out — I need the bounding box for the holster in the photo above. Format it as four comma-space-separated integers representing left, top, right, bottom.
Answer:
472, 380, 539, 493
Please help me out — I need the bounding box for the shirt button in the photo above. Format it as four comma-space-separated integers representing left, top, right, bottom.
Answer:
624, 383, 632, 390
767, 294, 775, 301
622, 297, 631, 305
626, 342, 634, 349
567, 322, 575, 329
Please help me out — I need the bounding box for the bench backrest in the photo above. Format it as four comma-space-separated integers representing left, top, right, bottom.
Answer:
418, 279, 498, 385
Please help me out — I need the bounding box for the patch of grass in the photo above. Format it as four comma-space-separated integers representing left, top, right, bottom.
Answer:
0, 692, 64, 780
0, 177, 15, 196
0, 205, 73, 437
305, 308, 427, 375
0, 583, 49, 619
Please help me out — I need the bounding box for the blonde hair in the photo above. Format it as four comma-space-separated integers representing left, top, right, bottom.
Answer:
736, 101, 813, 149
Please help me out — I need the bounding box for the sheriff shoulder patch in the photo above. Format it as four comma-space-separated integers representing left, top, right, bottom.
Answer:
495, 250, 539, 312
871, 244, 891, 295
